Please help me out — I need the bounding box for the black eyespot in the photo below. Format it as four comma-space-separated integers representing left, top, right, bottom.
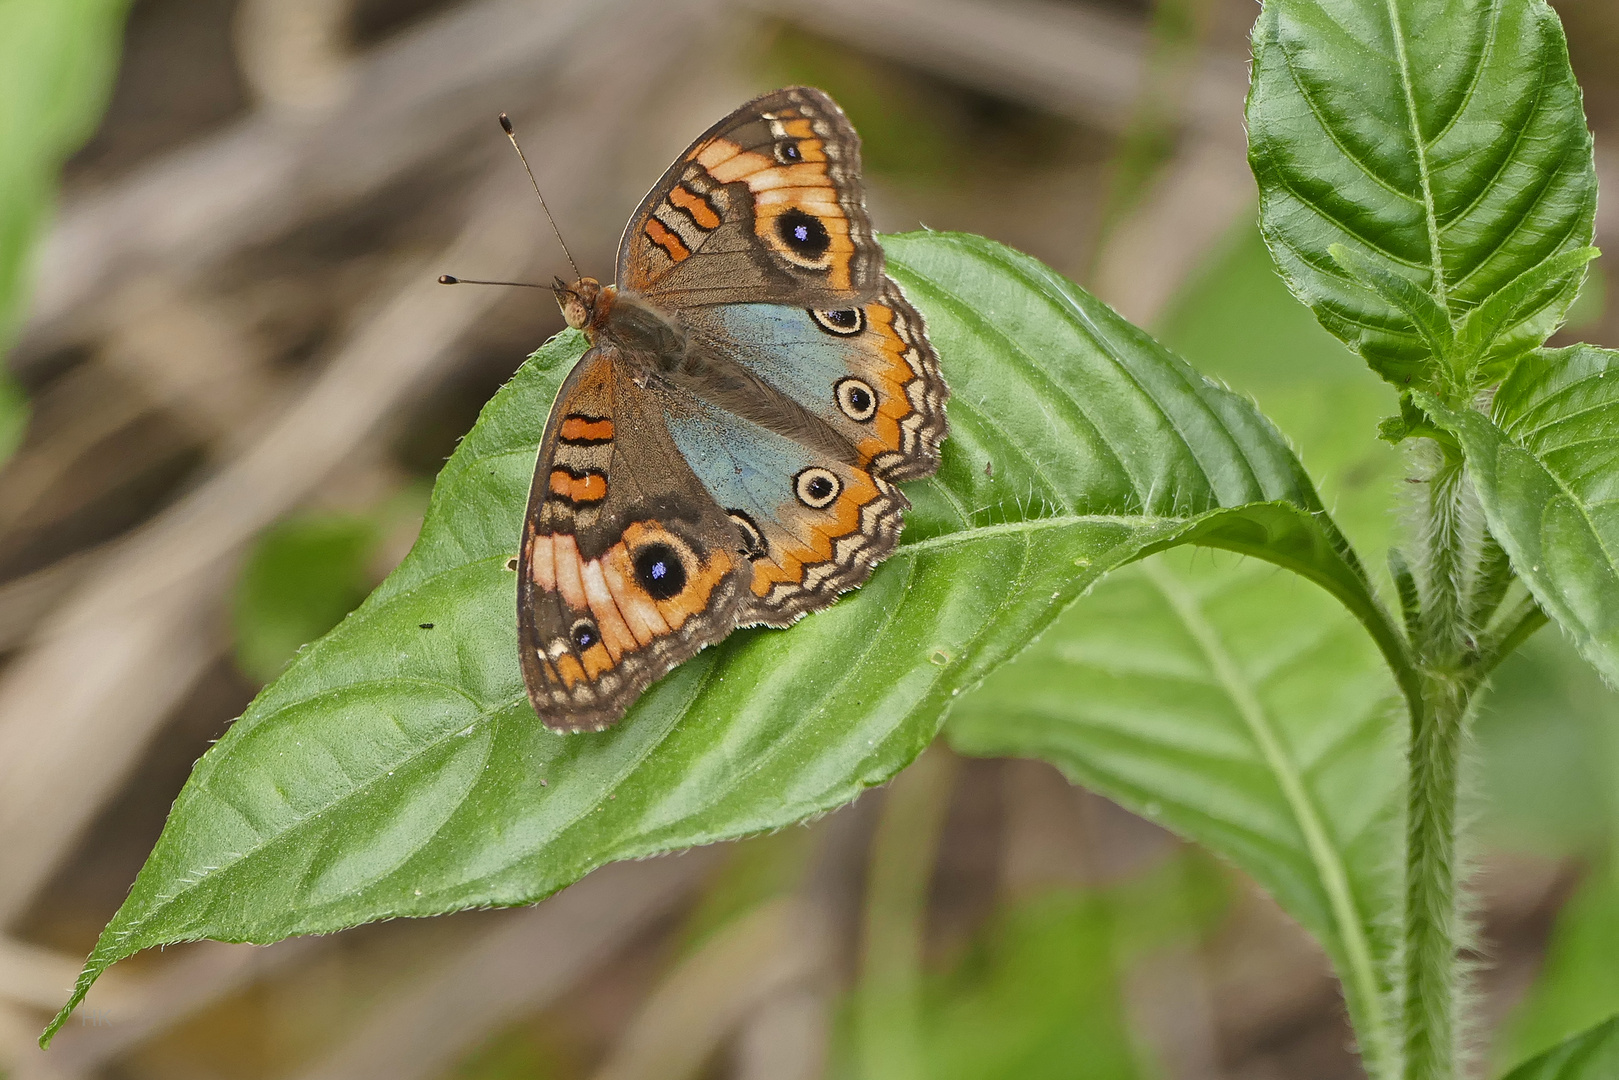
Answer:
776, 208, 830, 261
633, 542, 687, 601
775, 140, 803, 164
810, 307, 865, 336
835, 377, 878, 421
570, 619, 599, 652
794, 467, 842, 509
727, 509, 767, 559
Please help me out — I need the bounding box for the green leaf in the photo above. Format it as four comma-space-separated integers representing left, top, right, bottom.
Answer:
0, 0, 132, 350
232, 513, 383, 684
1328, 242, 1455, 364
1416, 345, 1619, 685
947, 548, 1403, 1078
1500, 1016, 1619, 1080
1247, 0, 1597, 388
1157, 219, 1404, 564
1477, 634, 1619, 856
1500, 861, 1619, 1073
45, 232, 1395, 1044
1456, 247, 1601, 382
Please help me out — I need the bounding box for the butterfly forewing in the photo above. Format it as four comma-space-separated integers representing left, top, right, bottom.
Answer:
517, 350, 752, 732
618, 86, 883, 310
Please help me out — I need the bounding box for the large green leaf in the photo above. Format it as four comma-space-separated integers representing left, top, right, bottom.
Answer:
1500, 1017, 1619, 1080
45, 233, 1398, 1043
947, 548, 1403, 1077
1418, 345, 1619, 684
1247, 0, 1596, 388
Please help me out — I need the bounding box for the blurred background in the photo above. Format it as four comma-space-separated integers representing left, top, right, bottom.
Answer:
0, 0, 1616, 1077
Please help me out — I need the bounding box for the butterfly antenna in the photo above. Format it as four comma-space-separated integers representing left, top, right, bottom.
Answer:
438, 274, 545, 288
500, 113, 581, 282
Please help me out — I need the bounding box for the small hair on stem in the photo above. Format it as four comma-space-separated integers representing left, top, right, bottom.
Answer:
499, 112, 581, 281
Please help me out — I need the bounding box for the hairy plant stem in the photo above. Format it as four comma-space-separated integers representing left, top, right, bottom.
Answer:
1402, 447, 1481, 1080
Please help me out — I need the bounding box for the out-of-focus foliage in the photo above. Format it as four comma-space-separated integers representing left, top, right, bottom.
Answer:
1500, 1016, 1619, 1080
0, 374, 26, 468
0, 0, 133, 466
1487, 630, 1619, 1073
917, 855, 1228, 1080
232, 512, 383, 684
1502, 861, 1619, 1073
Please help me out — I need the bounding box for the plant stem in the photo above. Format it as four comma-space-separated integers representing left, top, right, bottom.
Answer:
1402, 449, 1477, 1080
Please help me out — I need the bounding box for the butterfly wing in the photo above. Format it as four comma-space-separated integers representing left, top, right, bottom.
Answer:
517, 348, 753, 732
681, 277, 949, 485
617, 86, 883, 310
658, 388, 905, 628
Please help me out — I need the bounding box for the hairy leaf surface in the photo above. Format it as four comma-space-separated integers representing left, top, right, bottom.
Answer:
46, 233, 1393, 1042
1420, 346, 1619, 684
1248, 0, 1595, 386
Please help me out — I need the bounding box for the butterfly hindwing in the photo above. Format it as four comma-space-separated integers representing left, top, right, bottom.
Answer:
682, 277, 949, 484
660, 391, 909, 628
518, 349, 752, 731
618, 86, 883, 310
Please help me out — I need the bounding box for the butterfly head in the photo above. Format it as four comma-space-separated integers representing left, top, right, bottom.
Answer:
553, 276, 614, 334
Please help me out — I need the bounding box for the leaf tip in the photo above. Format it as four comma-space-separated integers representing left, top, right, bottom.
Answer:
39, 961, 102, 1048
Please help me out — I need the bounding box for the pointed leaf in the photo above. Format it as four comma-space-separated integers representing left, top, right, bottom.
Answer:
45, 233, 1399, 1043
1248, 0, 1596, 387
947, 549, 1403, 1077
1501, 1016, 1619, 1080
1416, 345, 1619, 684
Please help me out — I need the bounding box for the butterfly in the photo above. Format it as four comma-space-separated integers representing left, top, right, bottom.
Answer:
517, 87, 949, 732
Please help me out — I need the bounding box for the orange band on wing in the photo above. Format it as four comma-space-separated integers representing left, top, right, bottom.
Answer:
644, 218, 690, 262
852, 301, 923, 466
581, 561, 637, 659
559, 417, 614, 443
550, 469, 608, 504
555, 653, 588, 689
750, 471, 880, 596
580, 641, 614, 679
668, 184, 721, 230
602, 547, 672, 646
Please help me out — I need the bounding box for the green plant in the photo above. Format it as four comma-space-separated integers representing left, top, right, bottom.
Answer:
0, 0, 132, 468
37, 1, 1619, 1077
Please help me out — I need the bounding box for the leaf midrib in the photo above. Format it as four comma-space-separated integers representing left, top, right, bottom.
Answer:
1381, 0, 1450, 314
121, 514, 1172, 950
1141, 558, 1394, 1076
